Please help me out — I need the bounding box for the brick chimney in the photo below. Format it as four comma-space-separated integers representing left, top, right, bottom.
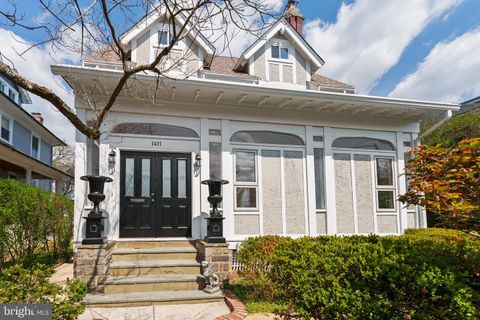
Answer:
285, 0, 304, 34
31, 112, 44, 124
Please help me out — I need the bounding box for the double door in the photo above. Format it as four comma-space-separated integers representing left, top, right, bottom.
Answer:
120, 151, 191, 237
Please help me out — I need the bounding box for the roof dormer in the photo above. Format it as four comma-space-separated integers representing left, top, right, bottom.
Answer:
234, 1, 324, 88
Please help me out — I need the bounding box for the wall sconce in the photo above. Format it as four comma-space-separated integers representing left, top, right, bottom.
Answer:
194, 153, 202, 168
108, 150, 116, 165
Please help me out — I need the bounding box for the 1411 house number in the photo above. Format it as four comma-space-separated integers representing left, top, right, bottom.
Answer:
151, 140, 161, 147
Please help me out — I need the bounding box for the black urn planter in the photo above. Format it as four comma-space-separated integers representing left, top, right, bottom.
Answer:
81, 175, 113, 245
201, 179, 229, 243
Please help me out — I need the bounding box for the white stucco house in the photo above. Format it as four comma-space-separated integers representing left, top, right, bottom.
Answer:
52, 1, 459, 251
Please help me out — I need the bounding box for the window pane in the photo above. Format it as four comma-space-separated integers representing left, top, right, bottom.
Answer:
235, 151, 255, 182
314, 148, 325, 210
271, 45, 279, 58
280, 47, 289, 59
332, 137, 395, 151
378, 190, 395, 209
141, 159, 150, 197
111, 123, 199, 138
236, 187, 257, 208
178, 159, 187, 198
209, 142, 222, 180
376, 158, 393, 186
1, 116, 10, 141
162, 159, 171, 197
230, 131, 304, 145
32, 136, 39, 158
125, 158, 134, 196
159, 30, 169, 45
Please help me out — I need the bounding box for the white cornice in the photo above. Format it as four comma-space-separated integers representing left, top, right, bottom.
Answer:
51, 64, 459, 112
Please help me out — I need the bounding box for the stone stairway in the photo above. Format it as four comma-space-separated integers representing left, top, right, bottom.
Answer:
83, 240, 224, 307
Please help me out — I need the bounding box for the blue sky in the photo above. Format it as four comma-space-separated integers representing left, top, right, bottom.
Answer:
1, 0, 480, 143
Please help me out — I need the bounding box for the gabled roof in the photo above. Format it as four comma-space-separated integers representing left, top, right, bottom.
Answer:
235, 18, 325, 73
119, 2, 216, 56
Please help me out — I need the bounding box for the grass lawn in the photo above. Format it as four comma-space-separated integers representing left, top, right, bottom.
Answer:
229, 279, 289, 314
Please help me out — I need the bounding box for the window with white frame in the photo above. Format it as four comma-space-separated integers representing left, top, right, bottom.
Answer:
31, 135, 40, 159
209, 142, 222, 180
158, 25, 179, 47
8, 89, 16, 103
234, 150, 258, 210
313, 148, 326, 210
1, 114, 12, 143
375, 157, 395, 210
0, 81, 4, 93
271, 45, 289, 60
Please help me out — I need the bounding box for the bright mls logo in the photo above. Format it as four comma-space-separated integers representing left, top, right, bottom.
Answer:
0, 304, 52, 320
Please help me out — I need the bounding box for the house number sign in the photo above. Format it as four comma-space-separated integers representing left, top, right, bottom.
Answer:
151, 140, 162, 147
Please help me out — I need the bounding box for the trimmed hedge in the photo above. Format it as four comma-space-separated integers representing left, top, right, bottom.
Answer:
0, 179, 73, 267
236, 229, 480, 319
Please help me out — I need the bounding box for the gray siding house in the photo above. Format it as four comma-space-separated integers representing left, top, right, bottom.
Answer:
0, 72, 71, 192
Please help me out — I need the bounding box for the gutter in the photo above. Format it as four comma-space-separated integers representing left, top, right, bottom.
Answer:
415, 110, 453, 144
51, 64, 460, 112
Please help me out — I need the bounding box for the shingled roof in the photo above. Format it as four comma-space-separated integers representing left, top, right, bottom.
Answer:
310, 74, 355, 90
83, 49, 354, 90
202, 56, 258, 79
84, 46, 123, 63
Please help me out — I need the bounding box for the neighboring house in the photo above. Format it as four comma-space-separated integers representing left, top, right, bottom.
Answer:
0, 72, 71, 192
52, 1, 460, 304
459, 95, 480, 114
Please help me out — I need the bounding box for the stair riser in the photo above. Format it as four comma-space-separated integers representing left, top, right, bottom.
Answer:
104, 280, 205, 294
84, 297, 224, 308
116, 241, 196, 249
112, 252, 197, 262
109, 266, 200, 277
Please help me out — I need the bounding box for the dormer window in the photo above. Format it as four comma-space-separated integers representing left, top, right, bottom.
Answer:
158, 25, 179, 47
158, 29, 170, 45
271, 45, 289, 60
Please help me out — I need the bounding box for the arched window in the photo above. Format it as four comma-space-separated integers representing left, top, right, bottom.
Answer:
332, 137, 395, 151
111, 123, 199, 138
230, 131, 304, 145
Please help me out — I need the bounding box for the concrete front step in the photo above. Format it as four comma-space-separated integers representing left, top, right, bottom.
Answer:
83, 290, 224, 307
112, 247, 198, 262
109, 259, 201, 276
104, 274, 206, 293
115, 240, 196, 249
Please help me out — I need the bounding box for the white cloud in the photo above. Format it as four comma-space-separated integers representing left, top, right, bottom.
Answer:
0, 29, 77, 144
389, 28, 480, 102
304, 0, 462, 93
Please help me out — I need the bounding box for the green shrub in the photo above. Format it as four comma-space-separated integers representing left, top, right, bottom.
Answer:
0, 263, 86, 320
0, 179, 73, 267
423, 109, 480, 148
237, 230, 480, 319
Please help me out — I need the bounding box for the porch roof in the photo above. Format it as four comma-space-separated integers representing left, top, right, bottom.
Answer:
0, 140, 72, 181
51, 64, 460, 121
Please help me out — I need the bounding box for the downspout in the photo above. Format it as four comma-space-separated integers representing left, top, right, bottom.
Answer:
413, 109, 453, 228
414, 109, 453, 145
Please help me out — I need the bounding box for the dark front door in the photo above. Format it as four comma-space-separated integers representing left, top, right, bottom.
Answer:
120, 151, 192, 238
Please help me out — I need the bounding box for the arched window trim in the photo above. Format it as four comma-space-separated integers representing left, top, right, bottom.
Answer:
111, 123, 199, 139
230, 130, 304, 146
332, 137, 396, 151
